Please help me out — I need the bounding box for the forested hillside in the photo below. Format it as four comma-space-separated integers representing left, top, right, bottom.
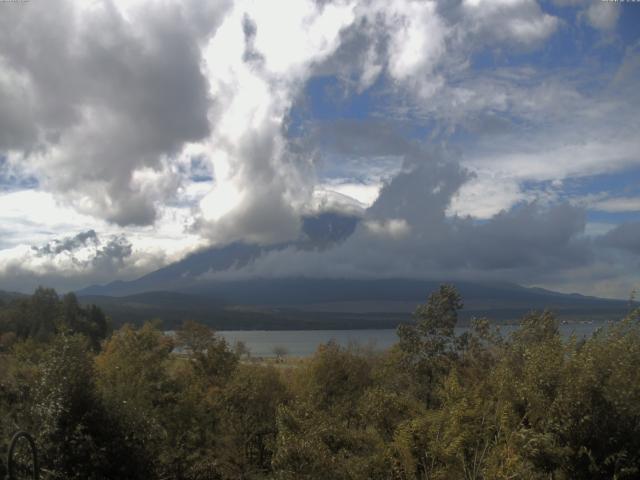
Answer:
1, 286, 639, 479
76, 279, 633, 331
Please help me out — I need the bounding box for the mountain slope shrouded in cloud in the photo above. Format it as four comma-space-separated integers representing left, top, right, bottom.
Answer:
80, 212, 360, 295
75, 209, 631, 329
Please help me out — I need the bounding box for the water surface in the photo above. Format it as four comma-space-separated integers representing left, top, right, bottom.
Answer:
216, 322, 606, 357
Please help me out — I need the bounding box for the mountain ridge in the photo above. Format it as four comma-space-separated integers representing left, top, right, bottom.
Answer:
72, 212, 633, 330
74, 278, 633, 331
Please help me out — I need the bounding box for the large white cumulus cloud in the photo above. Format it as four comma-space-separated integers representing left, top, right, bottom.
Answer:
196, 0, 357, 244
0, 0, 232, 226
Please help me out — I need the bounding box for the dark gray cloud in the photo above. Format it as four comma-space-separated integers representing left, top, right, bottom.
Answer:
93, 236, 134, 270
367, 149, 468, 223
452, 203, 589, 271
31, 229, 132, 268
599, 222, 640, 255
0, 73, 39, 151
33, 230, 98, 256
362, 149, 589, 276
220, 146, 593, 287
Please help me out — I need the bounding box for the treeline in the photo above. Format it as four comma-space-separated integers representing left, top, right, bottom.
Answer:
0, 286, 109, 350
1, 286, 639, 479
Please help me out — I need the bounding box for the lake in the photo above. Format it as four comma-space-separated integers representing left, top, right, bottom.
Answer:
215, 322, 607, 357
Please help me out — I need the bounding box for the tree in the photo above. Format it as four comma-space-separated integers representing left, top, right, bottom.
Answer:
59, 293, 110, 350
0, 288, 110, 348
176, 320, 239, 387
216, 364, 288, 478
28, 287, 59, 341
33, 334, 149, 479
538, 316, 640, 478
396, 284, 464, 405
95, 323, 175, 478
272, 342, 388, 479
272, 345, 288, 363
233, 340, 251, 359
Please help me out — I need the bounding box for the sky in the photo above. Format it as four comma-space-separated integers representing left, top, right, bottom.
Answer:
0, 0, 639, 298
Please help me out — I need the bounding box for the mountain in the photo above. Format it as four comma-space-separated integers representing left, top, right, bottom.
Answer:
76, 212, 633, 330
77, 278, 633, 330
0, 289, 27, 304
80, 212, 359, 296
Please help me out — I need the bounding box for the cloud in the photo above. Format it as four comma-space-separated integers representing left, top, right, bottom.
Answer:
301, 5, 628, 223
590, 196, 640, 213
33, 230, 99, 256
322, 182, 381, 208
303, 119, 408, 212
453, 203, 589, 272
367, 149, 468, 224
357, 152, 590, 277
0, 0, 562, 237
599, 222, 640, 255
203, 145, 589, 283
44, 230, 129, 267
552, 0, 620, 32
344, 0, 560, 97
384, 1, 447, 88
211, 200, 591, 288
461, 0, 560, 47
584, 2, 620, 31
307, 188, 368, 217
364, 218, 411, 239
31, 230, 134, 272
0, 188, 206, 291
439, 56, 640, 217
92, 236, 134, 270
193, 0, 357, 245
0, 0, 226, 225
447, 172, 527, 219
0, 230, 137, 292
189, 129, 610, 293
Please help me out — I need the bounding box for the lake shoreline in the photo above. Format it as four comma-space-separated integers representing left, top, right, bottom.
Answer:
167, 320, 611, 358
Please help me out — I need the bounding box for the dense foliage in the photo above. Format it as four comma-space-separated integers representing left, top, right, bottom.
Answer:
1, 285, 639, 479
